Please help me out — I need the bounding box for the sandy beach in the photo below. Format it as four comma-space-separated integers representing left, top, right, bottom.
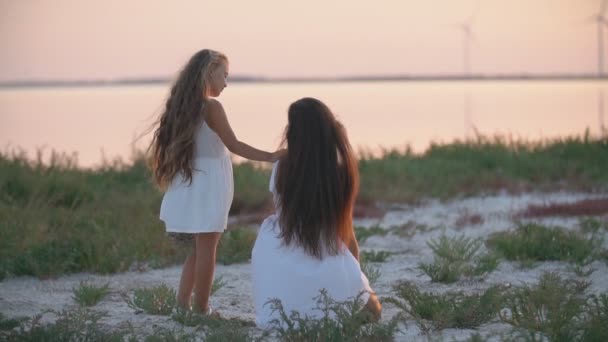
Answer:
1, 191, 607, 341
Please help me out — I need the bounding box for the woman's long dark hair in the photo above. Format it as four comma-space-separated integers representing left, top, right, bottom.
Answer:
275, 97, 359, 259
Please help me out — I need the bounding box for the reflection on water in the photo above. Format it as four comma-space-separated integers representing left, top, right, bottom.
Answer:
0, 80, 605, 167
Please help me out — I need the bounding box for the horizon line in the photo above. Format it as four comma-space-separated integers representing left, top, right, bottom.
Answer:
1, 72, 607, 88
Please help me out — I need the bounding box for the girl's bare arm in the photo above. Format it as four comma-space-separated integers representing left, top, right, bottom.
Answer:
206, 99, 280, 162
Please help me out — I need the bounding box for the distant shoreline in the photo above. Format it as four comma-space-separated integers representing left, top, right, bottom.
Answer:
1, 74, 607, 88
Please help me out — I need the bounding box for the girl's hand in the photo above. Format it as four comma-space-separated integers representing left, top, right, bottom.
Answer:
271, 149, 287, 162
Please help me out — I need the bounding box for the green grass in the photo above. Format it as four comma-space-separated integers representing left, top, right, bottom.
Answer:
171, 309, 257, 341
418, 235, 499, 283
125, 279, 225, 315
0, 312, 26, 332
2, 134, 607, 279
212, 275, 227, 294
125, 283, 177, 315
386, 282, 505, 333
72, 280, 110, 307
499, 272, 590, 342
355, 226, 388, 244
581, 293, 608, 342
1, 308, 128, 341
358, 133, 608, 202
217, 227, 258, 265
486, 222, 603, 266
143, 326, 197, 342
361, 250, 391, 263
264, 289, 399, 342
360, 260, 382, 286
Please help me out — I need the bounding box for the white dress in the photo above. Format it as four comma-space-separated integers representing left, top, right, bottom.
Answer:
252, 162, 373, 328
159, 121, 234, 233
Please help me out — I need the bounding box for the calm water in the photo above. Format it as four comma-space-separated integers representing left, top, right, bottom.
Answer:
0, 80, 606, 167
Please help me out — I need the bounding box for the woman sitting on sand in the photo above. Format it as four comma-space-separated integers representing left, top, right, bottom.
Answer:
251, 97, 382, 328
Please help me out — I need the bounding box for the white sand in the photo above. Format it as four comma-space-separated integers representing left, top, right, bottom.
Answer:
1, 191, 607, 341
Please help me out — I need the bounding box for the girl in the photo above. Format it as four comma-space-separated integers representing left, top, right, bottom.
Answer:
252, 97, 381, 328
148, 49, 283, 314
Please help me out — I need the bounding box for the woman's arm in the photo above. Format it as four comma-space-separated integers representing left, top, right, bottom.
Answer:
205, 99, 282, 162
346, 224, 360, 261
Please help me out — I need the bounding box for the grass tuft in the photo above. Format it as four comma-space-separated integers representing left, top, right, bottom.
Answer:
361, 250, 391, 263
360, 260, 382, 286
499, 272, 590, 342
0, 312, 26, 332
418, 235, 499, 283
143, 326, 197, 342
125, 283, 176, 315
386, 282, 505, 333
1, 308, 127, 341
581, 293, 608, 342
486, 223, 602, 265
171, 308, 256, 341
355, 226, 387, 244
265, 289, 399, 341
72, 280, 110, 307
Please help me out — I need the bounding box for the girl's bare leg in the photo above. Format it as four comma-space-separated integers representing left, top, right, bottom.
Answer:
192, 232, 222, 313
177, 248, 196, 309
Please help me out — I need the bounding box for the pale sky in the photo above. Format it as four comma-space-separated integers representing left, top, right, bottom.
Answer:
0, 0, 600, 81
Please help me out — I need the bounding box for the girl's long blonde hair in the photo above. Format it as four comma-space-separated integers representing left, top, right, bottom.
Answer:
147, 49, 227, 189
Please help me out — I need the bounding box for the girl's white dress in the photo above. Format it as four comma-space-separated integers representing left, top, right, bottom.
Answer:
252, 162, 373, 328
160, 121, 233, 233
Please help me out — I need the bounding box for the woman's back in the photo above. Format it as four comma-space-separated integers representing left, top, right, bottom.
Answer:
251, 162, 372, 328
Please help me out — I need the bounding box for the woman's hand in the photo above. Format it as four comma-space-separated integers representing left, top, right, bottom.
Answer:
271, 149, 287, 162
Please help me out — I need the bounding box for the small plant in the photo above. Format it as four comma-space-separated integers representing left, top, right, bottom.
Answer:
360, 259, 382, 286
486, 223, 601, 266
265, 289, 399, 342
386, 281, 504, 333
581, 293, 608, 341
0, 312, 25, 332
499, 272, 589, 341
125, 283, 176, 315
389, 221, 433, 239
579, 217, 608, 234
355, 226, 387, 244
361, 250, 391, 263
212, 275, 226, 295
217, 227, 257, 265
72, 280, 110, 307
2, 308, 126, 341
143, 326, 197, 342
418, 235, 498, 283
171, 308, 256, 341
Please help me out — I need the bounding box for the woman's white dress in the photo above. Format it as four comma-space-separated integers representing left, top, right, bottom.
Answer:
159, 121, 234, 233
252, 162, 373, 328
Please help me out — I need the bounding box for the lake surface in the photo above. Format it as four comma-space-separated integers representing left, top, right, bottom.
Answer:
0, 80, 605, 167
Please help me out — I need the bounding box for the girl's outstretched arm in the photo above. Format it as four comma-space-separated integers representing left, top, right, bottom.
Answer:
206, 99, 281, 162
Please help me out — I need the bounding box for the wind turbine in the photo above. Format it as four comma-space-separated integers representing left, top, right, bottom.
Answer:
591, 0, 608, 76
455, 7, 479, 138
455, 7, 479, 77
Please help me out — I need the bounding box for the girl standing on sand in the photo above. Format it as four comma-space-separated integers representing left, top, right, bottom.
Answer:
252, 97, 381, 327
148, 49, 284, 314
